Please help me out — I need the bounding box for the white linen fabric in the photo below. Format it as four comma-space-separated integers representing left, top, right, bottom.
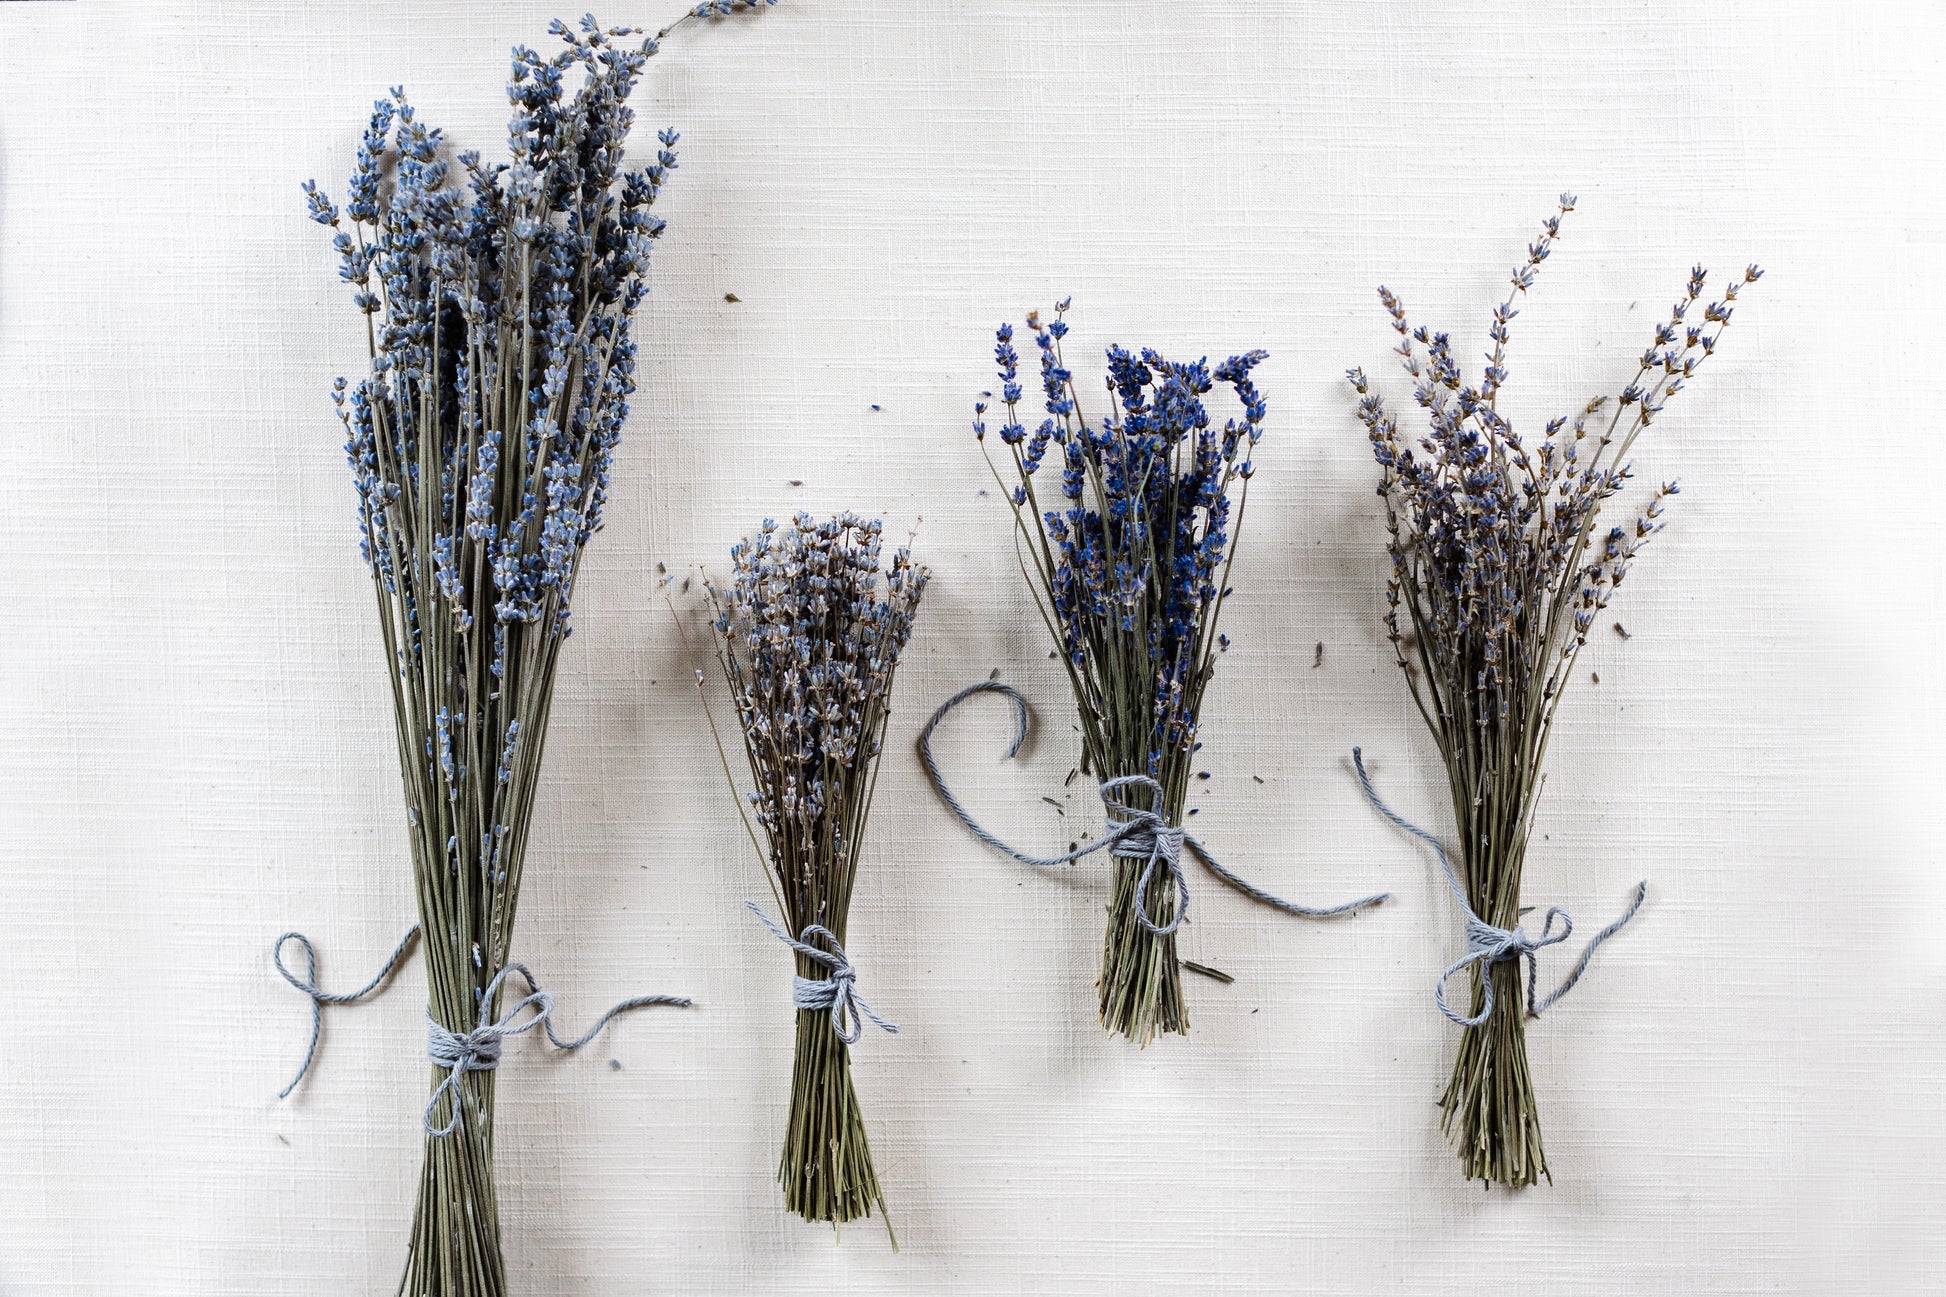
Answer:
1, 1, 1939, 1292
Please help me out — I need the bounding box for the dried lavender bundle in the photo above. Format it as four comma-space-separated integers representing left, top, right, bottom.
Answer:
930, 303, 1385, 1046
705, 513, 926, 1242
1348, 196, 1761, 1186
296, 9, 770, 1292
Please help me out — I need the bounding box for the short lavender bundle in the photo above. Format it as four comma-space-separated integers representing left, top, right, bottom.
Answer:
944, 303, 1384, 1045
706, 514, 926, 1241
1348, 196, 1761, 1186
299, 10, 769, 1293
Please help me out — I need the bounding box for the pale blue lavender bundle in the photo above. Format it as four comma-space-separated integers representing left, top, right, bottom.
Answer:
283, 9, 773, 1291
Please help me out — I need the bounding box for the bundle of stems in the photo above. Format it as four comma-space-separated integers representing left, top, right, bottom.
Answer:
1349, 196, 1760, 1185
973, 302, 1268, 1044
301, 9, 770, 1290
705, 513, 927, 1240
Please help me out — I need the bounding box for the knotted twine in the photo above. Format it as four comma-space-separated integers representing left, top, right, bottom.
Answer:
918, 680, 1389, 935
1350, 747, 1648, 1026
745, 901, 899, 1044
274, 927, 690, 1134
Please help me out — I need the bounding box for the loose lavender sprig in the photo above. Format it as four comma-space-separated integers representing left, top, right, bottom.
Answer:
1349, 196, 1761, 1186
705, 512, 926, 1241
973, 301, 1266, 1043
301, 9, 772, 1293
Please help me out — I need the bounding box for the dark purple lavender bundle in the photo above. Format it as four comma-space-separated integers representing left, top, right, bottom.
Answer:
1349, 196, 1761, 1186
295, 9, 770, 1292
937, 302, 1383, 1045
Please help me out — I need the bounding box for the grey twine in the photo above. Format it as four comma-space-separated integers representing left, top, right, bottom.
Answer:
273, 927, 419, 1100
919, 680, 1389, 935
274, 927, 690, 1134
1350, 747, 1648, 1027
745, 901, 899, 1044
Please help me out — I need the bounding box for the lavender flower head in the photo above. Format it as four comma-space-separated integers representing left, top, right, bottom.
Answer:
307, 10, 770, 661
711, 513, 928, 925
976, 300, 1266, 784
1348, 196, 1763, 725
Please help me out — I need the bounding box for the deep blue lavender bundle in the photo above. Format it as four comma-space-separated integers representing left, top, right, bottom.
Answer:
1349, 197, 1761, 1186
295, 10, 772, 1294
963, 302, 1284, 1043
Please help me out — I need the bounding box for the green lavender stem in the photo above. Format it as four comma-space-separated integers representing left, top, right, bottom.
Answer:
1099, 858, 1188, 1044
1437, 768, 1549, 1186
402, 1079, 504, 1296
1096, 743, 1195, 1043
1440, 951, 1548, 1187
780, 999, 893, 1242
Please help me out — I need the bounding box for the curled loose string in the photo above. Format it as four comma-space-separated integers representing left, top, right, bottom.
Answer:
274, 926, 420, 1099
422, 963, 691, 1137
1351, 747, 1648, 1026
918, 681, 1388, 935
274, 927, 688, 1126
745, 901, 899, 1045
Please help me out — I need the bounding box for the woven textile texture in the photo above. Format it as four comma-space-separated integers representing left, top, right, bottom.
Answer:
1, 1, 1941, 1292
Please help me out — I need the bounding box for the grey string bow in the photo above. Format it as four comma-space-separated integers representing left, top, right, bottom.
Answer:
745, 901, 899, 1044
919, 680, 1389, 935
421, 963, 689, 1136
274, 928, 690, 1130
1351, 747, 1647, 1026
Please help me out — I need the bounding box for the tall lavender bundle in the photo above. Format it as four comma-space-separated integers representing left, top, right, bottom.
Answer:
705, 513, 926, 1240
928, 302, 1385, 1046
297, 9, 769, 1291
1348, 196, 1761, 1185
